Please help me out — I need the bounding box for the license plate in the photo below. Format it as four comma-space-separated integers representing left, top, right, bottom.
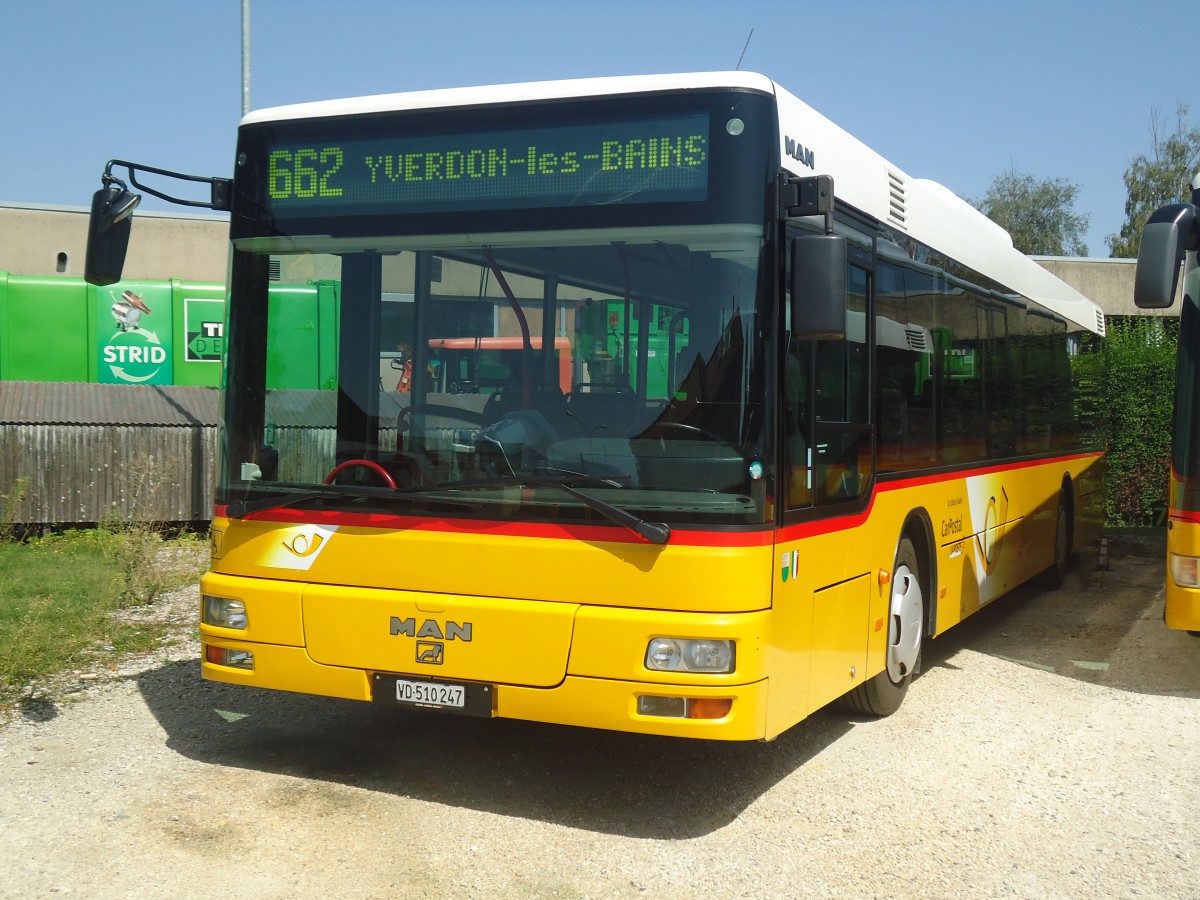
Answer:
395, 678, 464, 708
372, 674, 493, 717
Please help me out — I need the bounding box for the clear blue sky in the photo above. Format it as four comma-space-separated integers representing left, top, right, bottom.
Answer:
4, 0, 1195, 257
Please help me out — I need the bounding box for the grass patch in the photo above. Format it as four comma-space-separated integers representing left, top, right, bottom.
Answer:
0, 529, 206, 711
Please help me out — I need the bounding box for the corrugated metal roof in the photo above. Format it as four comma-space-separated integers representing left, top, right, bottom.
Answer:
265, 389, 410, 428
0, 381, 219, 426
0, 383, 413, 428
266, 389, 336, 427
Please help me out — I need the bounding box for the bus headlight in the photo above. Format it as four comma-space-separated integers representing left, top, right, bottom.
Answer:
645, 638, 734, 673
203, 595, 248, 630
1170, 554, 1200, 588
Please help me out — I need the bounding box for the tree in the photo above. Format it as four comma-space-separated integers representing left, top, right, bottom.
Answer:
973, 168, 1090, 256
1108, 103, 1200, 258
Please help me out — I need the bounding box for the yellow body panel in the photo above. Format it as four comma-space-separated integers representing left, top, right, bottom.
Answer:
1166, 503, 1200, 631
808, 574, 871, 710
201, 453, 1104, 740
303, 585, 578, 686
213, 519, 771, 612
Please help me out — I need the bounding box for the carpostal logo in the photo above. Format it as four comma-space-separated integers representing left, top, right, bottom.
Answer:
104, 289, 166, 383
258, 524, 339, 570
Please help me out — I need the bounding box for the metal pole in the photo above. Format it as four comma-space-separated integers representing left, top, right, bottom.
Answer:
241, 0, 251, 116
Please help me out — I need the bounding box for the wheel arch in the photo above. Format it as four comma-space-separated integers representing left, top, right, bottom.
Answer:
900, 508, 937, 638
1060, 473, 1076, 553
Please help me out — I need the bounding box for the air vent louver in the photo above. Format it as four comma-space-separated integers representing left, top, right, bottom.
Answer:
887, 170, 907, 229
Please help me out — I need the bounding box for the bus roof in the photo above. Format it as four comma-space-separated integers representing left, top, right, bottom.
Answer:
239, 72, 777, 125
243, 72, 1103, 336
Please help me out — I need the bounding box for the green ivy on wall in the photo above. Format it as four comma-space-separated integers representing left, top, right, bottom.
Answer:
1075, 318, 1176, 527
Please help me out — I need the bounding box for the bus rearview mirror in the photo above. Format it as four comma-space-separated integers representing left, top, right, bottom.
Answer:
84, 183, 141, 286
1134, 203, 1197, 310
791, 233, 847, 340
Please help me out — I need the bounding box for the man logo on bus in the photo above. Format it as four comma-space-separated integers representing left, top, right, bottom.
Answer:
390, 617, 473, 642
784, 135, 815, 170
416, 641, 444, 665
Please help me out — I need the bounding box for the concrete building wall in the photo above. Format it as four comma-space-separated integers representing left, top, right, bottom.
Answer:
1, 201, 1181, 319
1034, 256, 1182, 318
1, 202, 228, 282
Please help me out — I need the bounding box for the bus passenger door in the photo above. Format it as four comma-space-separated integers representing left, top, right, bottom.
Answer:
783, 252, 874, 712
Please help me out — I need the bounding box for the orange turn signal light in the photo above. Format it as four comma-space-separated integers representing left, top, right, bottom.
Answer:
686, 698, 733, 719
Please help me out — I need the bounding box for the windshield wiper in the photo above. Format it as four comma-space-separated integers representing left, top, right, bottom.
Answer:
418, 473, 670, 545
226, 482, 475, 518
556, 484, 671, 545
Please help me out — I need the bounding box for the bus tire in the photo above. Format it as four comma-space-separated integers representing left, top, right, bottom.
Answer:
841, 536, 924, 717
1039, 489, 1072, 590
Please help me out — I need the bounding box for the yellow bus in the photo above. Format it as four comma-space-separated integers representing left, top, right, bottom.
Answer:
86, 73, 1105, 739
1134, 173, 1200, 633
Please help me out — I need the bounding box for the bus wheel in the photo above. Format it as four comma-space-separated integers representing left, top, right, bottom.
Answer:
1040, 493, 1071, 589
842, 537, 924, 717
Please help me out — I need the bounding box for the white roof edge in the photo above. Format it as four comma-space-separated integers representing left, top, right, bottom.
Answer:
240, 71, 1103, 335
905, 179, 1103, 334
241, 71, 776, 125
767, 80, 1104, 335
1030, 255, 1134, 265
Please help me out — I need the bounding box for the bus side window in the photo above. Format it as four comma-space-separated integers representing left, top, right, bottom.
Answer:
876, 260, 940, 470
812, 265, 871, 504
784, 247, 871, 511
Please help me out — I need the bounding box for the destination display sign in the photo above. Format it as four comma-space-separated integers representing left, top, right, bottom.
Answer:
256, 111, 710, 216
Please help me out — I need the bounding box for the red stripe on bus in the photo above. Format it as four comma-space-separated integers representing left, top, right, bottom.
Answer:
213, 504, 775, 546
216, 451, 1101, 548
778, 451, 1101, 541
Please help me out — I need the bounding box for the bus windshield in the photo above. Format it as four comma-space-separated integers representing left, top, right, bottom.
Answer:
218, 224, 771, 527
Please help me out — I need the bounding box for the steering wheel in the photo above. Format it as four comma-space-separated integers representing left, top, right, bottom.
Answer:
326, 458, 397, 489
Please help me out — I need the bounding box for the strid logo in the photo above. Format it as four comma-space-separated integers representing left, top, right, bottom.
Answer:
105, 289, 166, 383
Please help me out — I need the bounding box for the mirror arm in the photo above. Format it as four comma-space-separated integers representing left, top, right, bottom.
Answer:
778, 173, 835, 233
783, 174, 847, 341
103, 159, 232, 211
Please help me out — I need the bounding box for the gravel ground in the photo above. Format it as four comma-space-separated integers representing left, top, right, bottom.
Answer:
1, 533, 1197, 899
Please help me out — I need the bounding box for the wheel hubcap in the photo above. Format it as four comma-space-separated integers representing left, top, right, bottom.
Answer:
887, 564, 923, 683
